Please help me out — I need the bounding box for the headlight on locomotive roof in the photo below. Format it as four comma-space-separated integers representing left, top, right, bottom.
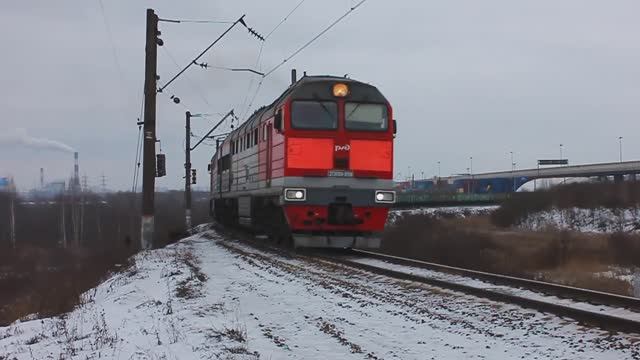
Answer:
333, 83, 349, 97
284, 188, 307, 201
375, 190, 395, 203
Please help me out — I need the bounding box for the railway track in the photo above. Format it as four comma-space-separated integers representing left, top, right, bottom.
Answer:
207, 225, 640, 334
312, 249, 640, 334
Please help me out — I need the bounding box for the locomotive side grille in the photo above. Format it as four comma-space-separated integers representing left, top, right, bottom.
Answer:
334, 157, 349, 169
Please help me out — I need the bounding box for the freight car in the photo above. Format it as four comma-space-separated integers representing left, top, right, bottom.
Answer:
209, 71, 396, 248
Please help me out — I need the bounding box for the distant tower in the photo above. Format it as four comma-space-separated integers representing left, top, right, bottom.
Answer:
40, 168, 44, 189
73, 152, 80, 192
100, 174, 107, 193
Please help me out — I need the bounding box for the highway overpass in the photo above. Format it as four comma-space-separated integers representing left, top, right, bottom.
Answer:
396, 160, 640, 201
450, 160, 640, 182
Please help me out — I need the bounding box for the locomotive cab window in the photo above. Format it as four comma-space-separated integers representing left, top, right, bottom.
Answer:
291, 101, 338, 130
345, 103, 388, 131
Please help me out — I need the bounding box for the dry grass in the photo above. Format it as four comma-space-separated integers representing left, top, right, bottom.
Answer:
535, 259, 633, 295
492, 182, 640, 228
382, 212, 640, 295
0, 247, 136, 326
0, 190, 213, 325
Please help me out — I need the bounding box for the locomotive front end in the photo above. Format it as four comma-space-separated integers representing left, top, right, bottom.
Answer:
278, 78, 396, 248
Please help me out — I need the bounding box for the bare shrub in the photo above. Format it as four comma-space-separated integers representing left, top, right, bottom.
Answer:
0, 190, 212, 325
382, 214, 495, 271
492, 182, 640, 228
608, 232, 640, 266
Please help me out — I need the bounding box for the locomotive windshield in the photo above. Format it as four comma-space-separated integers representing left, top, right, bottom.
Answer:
345, 103, 388, 131
291, 101, 338, 130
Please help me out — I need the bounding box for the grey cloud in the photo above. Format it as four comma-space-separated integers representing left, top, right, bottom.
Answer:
1, 0, 639, 190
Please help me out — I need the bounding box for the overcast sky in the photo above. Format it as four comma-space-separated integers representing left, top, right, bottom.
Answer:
1, 0, 639, 191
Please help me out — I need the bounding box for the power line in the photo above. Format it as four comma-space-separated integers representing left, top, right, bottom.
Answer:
240, 0, 308, 120
132, 123, 142, 192
158, 15, 254, 93
161, 46, 218, 111
132, 78, 145, 193
97, 0, 127, 89
263, 0, 368, 78
264, 0, 308, 40
159, 18, 234, 24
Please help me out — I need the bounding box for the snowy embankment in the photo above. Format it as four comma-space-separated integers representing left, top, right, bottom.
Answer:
519, 207, 640, 233
2, 229, 640, 359
389, 205, 497, 224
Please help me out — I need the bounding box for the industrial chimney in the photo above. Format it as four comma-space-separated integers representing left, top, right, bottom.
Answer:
40, 168, 44, 189
73, 152, 80, 192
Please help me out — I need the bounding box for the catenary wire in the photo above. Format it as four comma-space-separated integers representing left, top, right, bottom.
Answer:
262, 0, 368, 78
240, 0, 308, 120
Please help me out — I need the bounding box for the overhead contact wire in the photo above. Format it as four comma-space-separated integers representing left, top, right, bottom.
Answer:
262, 0, 368, 78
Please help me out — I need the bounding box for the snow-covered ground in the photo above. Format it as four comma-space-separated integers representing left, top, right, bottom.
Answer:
389, 205, 498, 224
519, 207, 640, 233
2, 229, 640, 359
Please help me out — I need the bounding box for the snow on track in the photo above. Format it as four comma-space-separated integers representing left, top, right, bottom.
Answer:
1, 229, 639, 359
347, 256, 640, 322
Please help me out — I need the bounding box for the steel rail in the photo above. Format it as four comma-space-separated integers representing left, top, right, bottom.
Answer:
353, 249, 640, 311
318, 250, 640, 334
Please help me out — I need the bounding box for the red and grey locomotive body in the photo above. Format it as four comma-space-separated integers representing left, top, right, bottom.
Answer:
209, 73, 395, 248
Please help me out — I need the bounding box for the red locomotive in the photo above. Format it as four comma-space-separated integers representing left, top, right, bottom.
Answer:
209, 71, 396, 248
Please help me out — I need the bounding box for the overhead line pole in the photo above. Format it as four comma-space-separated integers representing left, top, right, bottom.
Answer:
184, 110, 235, 230
141, 8, 159, 250
185, 111, 192, 230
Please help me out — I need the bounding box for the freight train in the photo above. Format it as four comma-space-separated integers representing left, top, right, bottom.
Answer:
209, 71, 396, 248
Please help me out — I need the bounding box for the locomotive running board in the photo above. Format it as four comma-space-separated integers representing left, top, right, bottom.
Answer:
292, 233, 381, 249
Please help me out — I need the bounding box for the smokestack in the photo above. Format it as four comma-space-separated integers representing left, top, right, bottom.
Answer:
40, 168, 44, 189
291, 69, 297, 85
73, 152, 80, 191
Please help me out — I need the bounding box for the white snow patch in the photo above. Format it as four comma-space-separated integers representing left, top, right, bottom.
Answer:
519, 207, 640, 234
389, 205, 498, 224
1, 229, 639, 359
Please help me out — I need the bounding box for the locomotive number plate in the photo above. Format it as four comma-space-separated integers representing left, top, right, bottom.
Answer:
328, 170, 353, 177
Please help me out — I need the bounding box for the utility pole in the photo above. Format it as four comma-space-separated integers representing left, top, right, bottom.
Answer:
141, 8, 159, 250
9, 191, 15, 249
185, 111, 192, 230
183, 110, 235, 230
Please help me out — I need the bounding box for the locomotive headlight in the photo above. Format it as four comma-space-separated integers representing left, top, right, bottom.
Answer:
375, 190, 395, 203
333, 83, 349, 97
284, 188, 307, 201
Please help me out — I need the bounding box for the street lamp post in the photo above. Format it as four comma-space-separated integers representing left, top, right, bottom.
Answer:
510, 151, 515, 192
619, 136, 623, 163
469, 156, 474, 194
560, 143, 566, 184
437, 161, 441, 178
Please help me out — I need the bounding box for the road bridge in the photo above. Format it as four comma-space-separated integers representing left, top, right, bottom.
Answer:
450, 160, 640, 182
395, 160, 640, 206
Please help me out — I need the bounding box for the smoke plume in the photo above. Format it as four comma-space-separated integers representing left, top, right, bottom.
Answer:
0, 128, 75, 153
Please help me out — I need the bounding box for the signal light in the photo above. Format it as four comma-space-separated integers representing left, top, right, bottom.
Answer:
191, 169, 197, 184
332, 83, 349, 97
156, 154, 166, 177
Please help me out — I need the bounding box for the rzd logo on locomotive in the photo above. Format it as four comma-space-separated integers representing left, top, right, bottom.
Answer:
334, 144, 351, 152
